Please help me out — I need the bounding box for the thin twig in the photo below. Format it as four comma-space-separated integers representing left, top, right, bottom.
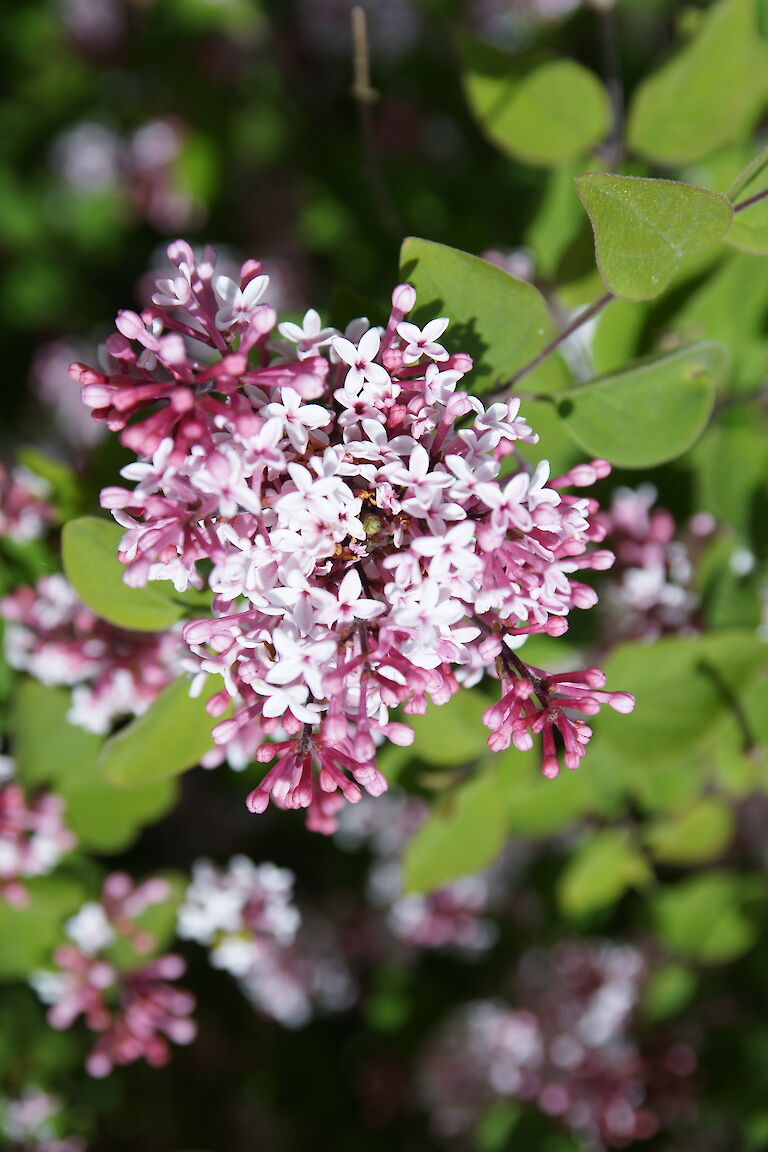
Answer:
733, 186, 768, 214
490, 292, 614, 400
350, 6, 401, 238
598, 1, 625, 166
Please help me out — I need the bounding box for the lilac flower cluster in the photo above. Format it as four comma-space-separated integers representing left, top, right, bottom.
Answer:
31, 874, 196, 1078
598, 485, 714, 642
178, 856, 354, 1027
0, 758, 75, 907
1, 575, 181, 735
421, 940, 697, 1147
0, 464, 54, 544
71, 240, 632, 831
0, 1088, 85, 1152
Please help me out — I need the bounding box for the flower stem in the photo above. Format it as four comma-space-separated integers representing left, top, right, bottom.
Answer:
733, 186, 768, 214
350, 6, 402, 238
494, 292, 614, 399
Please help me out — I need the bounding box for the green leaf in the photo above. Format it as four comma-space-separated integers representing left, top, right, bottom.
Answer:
16, 447, 80, 520
402, 764, 508, 894
556, 342, 724, 468
475, 1102, 522, 1152
461, 38, 610, 166
0, 875, 86, 980
408, 690, 492, 767
558, 829, 650, 918
399, 237, 567, 394
630, 752, 710, 815
591, 298, 648, 375
653, 873, 758, 964
646, 799, 734, 865
13, 679, 177, 852
671, 252, 768, 391
643, 963, 698, 1022
597, 631, 767, 763
99, 674, 225, 787
575, 174, 733, 300
525, 163, 588, 278
727, 152, 768, 254
627, 0, 768, 165
62, 517, 186, 632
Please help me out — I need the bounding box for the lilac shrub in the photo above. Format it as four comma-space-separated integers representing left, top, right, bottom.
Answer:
31, 874, 196, 1077
69, 240, 633, 831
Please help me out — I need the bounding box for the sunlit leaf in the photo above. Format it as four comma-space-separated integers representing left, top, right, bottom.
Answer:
671, 253, 768, 391
727, 148, 768, 254
646, 799, 734, 865
461, 37, 610, 166
556, 342, 725, 468
62, 517, 185, 632
558, 829, 650, 917
0, 876, 86, 980
597, 631, 767, 762
627, 0, 768, 165
409, 690, 492, 767
99, 675, 225, 787
402, 764, 508, 894
13, 679, 176, 852
575, 174, 733, 300
399, 237, 567, 393
653, 874, 759, 964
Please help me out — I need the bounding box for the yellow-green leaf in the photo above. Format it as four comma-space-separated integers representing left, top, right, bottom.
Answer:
575, 174, 733, 301
627, 0, 768, 165
99, 674, 225, 786
556, 342, 725, 468
399, 237, 567, 394
62, 517, 185, 632
646, 799, 734, 865
558, 829, 650, 918
461, 37, 611, 166
402, 765, 508, 894
727, 146, 768, 254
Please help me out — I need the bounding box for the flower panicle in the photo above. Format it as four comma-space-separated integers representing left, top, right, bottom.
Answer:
72, 239, 634, 831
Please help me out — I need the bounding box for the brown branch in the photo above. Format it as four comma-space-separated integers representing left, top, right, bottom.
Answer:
350, 6, 401, 238
733, 186, 768, 214
489, 292, 614, 400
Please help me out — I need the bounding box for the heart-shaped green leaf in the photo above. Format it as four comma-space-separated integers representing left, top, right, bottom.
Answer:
558, 829, 650, 918
556, 342, 726, 468
402, 764, 508, 894
653, 873, 758, 964
99, 674, 226, 786
13, 679, 176, 852
461, 37, 611, 166
399, 237, 567, 394
62, 517, 185, 632
575, 174, 733, 300
646, 799, 735, 865
627, 0, 768, 165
